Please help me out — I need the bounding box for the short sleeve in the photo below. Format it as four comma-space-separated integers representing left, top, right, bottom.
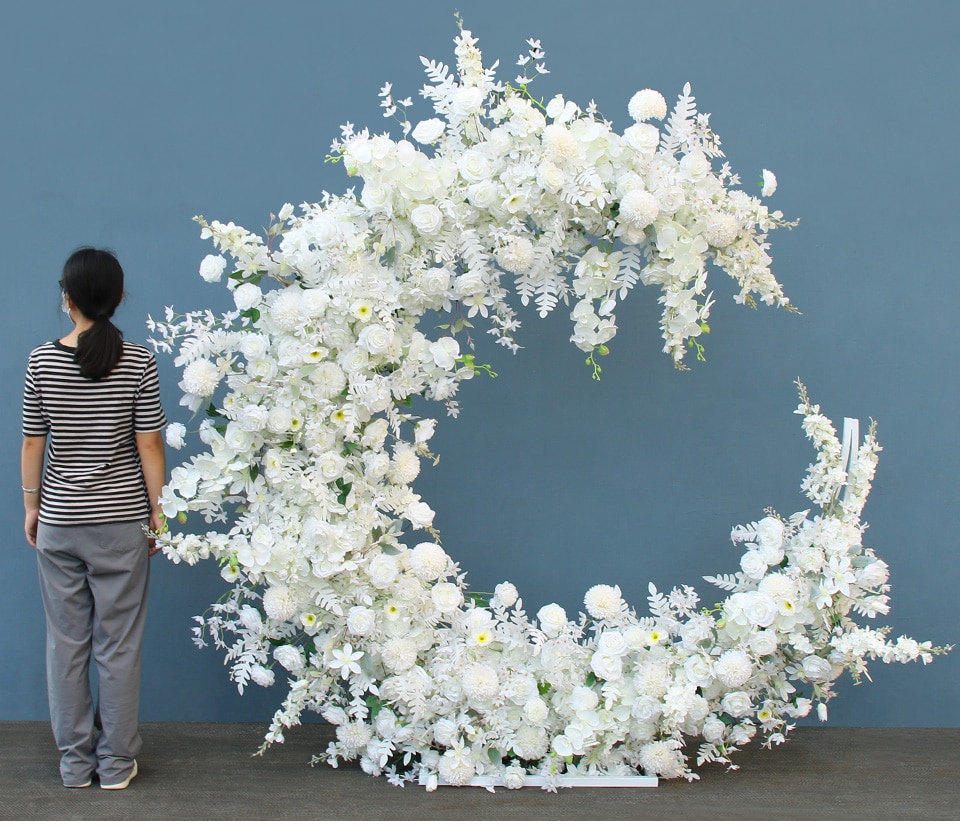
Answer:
22, 360, 49, 436
134, 354, 167, 433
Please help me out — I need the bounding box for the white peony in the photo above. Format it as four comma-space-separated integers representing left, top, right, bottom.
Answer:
248, 665, 275, 688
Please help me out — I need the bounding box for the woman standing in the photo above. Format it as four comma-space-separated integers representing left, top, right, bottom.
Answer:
21, 248, 166, 790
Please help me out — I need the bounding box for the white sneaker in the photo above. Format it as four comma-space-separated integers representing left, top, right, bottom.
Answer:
101, 760, 138, 790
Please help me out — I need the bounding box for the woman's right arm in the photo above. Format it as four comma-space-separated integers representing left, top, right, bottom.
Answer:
21, 434, 46, 547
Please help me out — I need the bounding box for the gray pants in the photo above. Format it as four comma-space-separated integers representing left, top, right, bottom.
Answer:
35, 521, 149, 787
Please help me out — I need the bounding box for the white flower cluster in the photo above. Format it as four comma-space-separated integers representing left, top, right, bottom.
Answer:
148, 30, 945, 790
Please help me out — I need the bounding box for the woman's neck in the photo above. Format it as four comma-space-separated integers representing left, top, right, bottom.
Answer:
59, 318, 94, 348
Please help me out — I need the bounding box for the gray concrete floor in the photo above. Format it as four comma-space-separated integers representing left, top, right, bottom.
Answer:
2, 722, 958, 820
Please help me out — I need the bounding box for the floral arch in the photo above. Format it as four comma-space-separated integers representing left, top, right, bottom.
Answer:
150, 28, 945, 789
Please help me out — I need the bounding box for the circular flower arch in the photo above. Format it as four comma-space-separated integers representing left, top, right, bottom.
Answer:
150, 28, 946, 789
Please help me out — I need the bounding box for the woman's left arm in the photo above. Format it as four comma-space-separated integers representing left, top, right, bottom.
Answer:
21, 434, 46, 547
136, 430, 166, 555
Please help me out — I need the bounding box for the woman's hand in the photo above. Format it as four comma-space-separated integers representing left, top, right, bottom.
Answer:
24, 508, 39, 548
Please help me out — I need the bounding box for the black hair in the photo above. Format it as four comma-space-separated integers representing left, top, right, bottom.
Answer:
60, 248, 124, 380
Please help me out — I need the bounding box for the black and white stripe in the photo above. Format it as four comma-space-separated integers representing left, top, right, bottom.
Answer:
23, 341, 166, 525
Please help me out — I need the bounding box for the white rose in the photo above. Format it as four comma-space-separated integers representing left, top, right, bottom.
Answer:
410, 203, 443, 235
165, 422, 186, 450
742, 591, 778, 628
502, 766, 526, 790
622, 123, 660, 154
404, 500, 435, 529
199, 253, 227, 283
412, 118, 446, 144
684, 654, 714, 686
358, 324, 393, 355
249, 665, 275, 688
761, 169, 778, 197
458, 150, 491, 183
414, 418, 437, 445
702, 717, 726, 744
740, 550, 768, 580
590, 650, 623, 681
237, 605, 262, 631
536, 161, 566, 193
595, 630, 628, 657
536, 603, 568, 636
749, 629, 779, 657
466, 181, 498, 209
721, 691, 754, 718
273, 645, 305, 673
239, 405, 269, 432
367, 553, 399, 589
679, 150, 711, 180
452, 86, 485, 117
494, 582, 519, 608
801, 655, 835, 682
347, 606, 376, 637
431, 582, 463, 614
233, 283, 262, 311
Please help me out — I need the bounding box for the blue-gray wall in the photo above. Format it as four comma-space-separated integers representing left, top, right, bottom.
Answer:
2, 0, 956, 726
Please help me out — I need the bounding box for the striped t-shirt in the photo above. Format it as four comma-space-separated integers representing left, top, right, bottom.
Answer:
22, 340, 166, 525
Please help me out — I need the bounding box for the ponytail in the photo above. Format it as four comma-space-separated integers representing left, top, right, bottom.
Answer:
60, 248, 125, 380
75, 317, 124, 381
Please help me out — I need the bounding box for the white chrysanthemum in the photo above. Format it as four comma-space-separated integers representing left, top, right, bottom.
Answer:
584, 584, 623, 620
638, 740, 684, 778
619, 189, 659, 229
165, 422, 186, 449
758, 572, 798, 603
380, 638, 418, 673
703, 212, 739, 248
262, 585, 299, 622
270, 290, 305, 331
409, 542, 450, 582
438, 751, 475, 785
336, 720, 374, 751
461, 663, 499, 700
388, 443, 421, 485
513, 724, 549, 760
628, 89, 667, 122
633, 660, 672, 697
495, 236, 535, 274
181, 359, 221, 397
714, 649, 755, 688
542, 123, 579, 162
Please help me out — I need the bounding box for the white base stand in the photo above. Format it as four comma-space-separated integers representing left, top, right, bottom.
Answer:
445, 774, 659, 789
